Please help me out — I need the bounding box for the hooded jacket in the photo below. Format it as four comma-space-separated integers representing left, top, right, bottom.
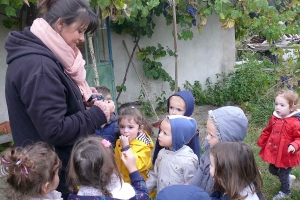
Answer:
167, 90, 195, 117
257, 109, 300, 168
156, 185, 210, 200
114, 131, 154, 183
153, 90, 200, 164
189, 106, 248, 193
5, 27, 107, 171
146, 116, 199, 194
95, 112, 119, 148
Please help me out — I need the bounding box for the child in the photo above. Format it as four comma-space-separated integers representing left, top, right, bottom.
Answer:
1, 142, 62, 200
257, 89, 300, 200
95, 86, 119, 148
210, 141, 263, 200
189, 106, 248, 193
114, 106, 154, 184
146, 115, 199, 194
67, 136, 149, 200
152, 90, 200, 164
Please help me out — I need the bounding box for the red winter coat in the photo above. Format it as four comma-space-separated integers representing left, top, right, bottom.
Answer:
257, 111, 300, 168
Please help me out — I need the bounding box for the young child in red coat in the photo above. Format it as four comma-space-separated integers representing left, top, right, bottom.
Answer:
257, 89, 300, 200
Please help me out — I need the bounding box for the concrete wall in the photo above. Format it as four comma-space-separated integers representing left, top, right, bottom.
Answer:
0, 5, 19, 122
0, 13, 235, 122
112, 13, 235, 105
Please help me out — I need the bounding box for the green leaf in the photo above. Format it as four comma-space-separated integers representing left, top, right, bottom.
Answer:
0, 0, 9, 5
5, 6, 16, 17
98, 0, 111, 8
136, 51, 146, 60
141, 7, 149, 17
139, 18, 147, 26
147, 0, 159, 9
179, 29, 193, 41
122, 85, 127, 92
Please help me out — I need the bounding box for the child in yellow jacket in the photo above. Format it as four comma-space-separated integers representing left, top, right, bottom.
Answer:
114, 106, 154, 183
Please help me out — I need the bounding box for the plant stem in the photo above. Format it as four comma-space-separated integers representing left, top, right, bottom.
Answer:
116, 37, 140, 101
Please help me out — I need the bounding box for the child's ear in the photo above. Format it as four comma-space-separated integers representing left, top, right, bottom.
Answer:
139, 125, 144, 132
291, 104, 297, 112
42, 182, 50, 195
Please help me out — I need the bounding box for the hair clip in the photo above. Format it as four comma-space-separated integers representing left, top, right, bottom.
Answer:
1, 157, 10, 164
130, 106, 135, 109
102, 139, 111, 148
15, 159, 22, 166
23, 166, 28, 175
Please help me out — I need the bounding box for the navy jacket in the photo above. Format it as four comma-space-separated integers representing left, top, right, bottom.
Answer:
95, 112, 119, 148
5, 27, 107, 171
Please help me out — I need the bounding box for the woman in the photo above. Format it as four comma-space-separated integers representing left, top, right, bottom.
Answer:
4, 0, 114, 199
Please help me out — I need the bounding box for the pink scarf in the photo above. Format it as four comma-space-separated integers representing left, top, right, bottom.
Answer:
30, 18, 92, 101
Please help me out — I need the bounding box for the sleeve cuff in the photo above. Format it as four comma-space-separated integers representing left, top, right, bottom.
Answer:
129, 171, 143, 182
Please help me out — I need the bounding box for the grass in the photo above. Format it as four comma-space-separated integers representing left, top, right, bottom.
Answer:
245, 125, 300, 200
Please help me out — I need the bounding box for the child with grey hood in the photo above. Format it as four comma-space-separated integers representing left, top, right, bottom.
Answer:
188, 106, 248, 193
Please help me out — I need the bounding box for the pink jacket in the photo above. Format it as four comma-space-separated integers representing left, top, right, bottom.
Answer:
257, 110, 300, 168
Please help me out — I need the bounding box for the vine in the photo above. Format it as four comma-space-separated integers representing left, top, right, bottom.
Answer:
1, 0, 299, 100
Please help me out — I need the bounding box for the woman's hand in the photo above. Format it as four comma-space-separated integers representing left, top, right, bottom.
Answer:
121, 150, 137, 173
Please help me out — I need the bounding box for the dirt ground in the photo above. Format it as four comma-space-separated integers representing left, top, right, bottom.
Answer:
147, 104, 219, 145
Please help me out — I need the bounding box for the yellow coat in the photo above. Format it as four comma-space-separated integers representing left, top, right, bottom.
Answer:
114, 132, 154, 183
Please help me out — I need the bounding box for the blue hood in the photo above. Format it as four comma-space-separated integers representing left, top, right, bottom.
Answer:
208, 106, 248, 143
156, 185, 210, 200
168, 115, 197, 151
167, 90, 195, 116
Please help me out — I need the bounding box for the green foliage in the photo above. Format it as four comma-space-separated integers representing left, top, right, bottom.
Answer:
155, 91, 167, 115
138, 90, 154, 117
136, 44, 175, 91
116, 84, 126, 93
205, 53, 277, 106
2, 19, 19, 29
183, 80, 207, 105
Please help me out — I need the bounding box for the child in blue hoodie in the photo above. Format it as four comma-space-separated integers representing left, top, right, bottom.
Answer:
152, 90, 200, 164
146, 115, 199, 194
95, 86, 119, 148
188, 106, 248, 193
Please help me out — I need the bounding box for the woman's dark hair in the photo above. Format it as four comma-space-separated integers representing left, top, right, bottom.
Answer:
37, 0, 98, 33
210, 141, 262, 200
1, 142, 62, 200
67, 136, 122, 197
118, 106, 153, 136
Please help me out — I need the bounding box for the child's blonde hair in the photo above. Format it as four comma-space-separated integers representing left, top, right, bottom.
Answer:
67, 136, 121, 197
1, 142, 61, 200
118, 106, 153, 136
276, 89, 299, 111
210, 141, 262, 200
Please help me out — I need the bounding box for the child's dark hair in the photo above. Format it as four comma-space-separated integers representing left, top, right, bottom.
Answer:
1, 142, 61, 200
67, 136, 122, 197
118, 106, 153, 136
276, 89, 299, 111
96, 86, 112, 100
37, 0, 98, 34
210, 141, 262, 200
